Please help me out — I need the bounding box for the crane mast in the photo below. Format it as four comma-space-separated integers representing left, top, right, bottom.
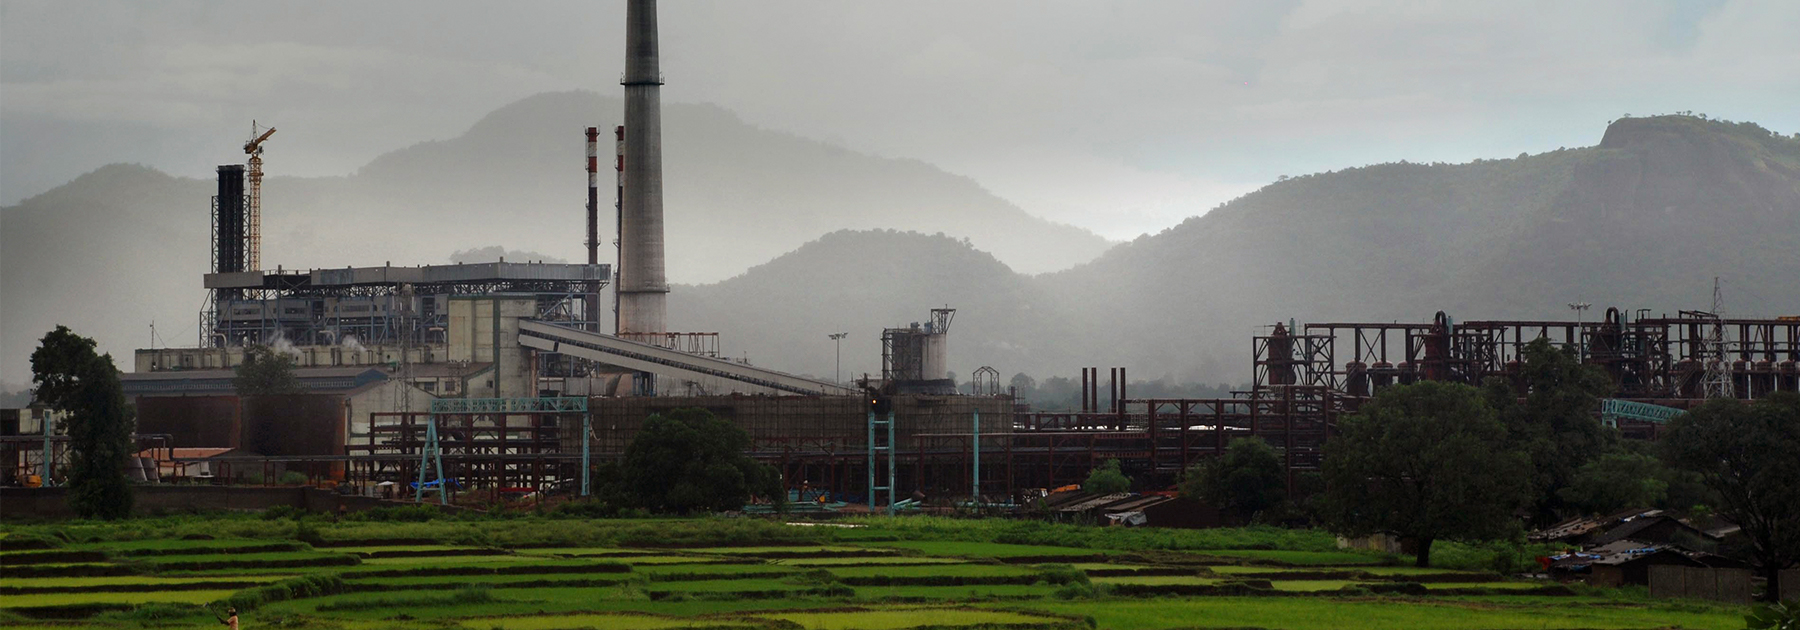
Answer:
243, 123, 276, 272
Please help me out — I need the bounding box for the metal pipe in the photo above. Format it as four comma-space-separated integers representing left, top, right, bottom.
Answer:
972, 409, 980, 504
585, 127, 601, 332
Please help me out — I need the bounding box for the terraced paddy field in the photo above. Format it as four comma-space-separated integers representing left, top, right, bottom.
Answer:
0, 516, 1749, 629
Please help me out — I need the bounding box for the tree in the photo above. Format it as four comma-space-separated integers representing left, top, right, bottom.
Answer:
618, 408, 784, 515
1556, 450, 1668, 515
1180, 437, 1287, 524
30, 326, 135, 519
1083, 459, 1130, 494
1009, 373, 1037, 400
1484, 338, 1617, 525
1661, 393, 1800, 602
1317, 381, 1531, 567
234, 345, 303, 396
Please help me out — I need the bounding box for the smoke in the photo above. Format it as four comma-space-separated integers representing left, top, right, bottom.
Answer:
267, 331, 303, 358
340, 335, 366, 353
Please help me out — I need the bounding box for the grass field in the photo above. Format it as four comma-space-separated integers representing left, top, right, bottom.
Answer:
0, 515, 1750, 630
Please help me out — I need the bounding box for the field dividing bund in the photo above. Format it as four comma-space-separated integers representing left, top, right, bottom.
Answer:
0, 518, 1752, 630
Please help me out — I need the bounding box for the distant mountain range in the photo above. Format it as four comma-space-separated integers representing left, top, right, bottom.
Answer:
673, 116, 1800, 383
5, 113, 1796, 385
0, 91, 1110, 382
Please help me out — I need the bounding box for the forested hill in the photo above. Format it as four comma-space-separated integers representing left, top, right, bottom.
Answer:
672, 116, 1800, 384
0, 91, 1110, 382
668, 229, 1080, 383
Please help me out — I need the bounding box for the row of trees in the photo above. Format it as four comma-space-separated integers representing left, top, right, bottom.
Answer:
1181, 339, 1799, 600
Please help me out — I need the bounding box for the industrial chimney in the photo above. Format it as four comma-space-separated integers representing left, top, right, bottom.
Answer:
616, 0, 668, 335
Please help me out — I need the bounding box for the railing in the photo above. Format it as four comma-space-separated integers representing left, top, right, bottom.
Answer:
428, 397, 588, 414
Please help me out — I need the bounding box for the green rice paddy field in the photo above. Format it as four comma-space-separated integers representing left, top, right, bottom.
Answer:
0, 516, 1747, 629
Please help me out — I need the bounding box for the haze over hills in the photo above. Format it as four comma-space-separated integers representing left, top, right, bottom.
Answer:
0, 92, 1110, 383
4, 113, 1796, 386
672, 116, 1800, 384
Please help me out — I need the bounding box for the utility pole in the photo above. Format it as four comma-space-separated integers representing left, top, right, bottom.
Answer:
829, 332, 848, 383
1567, 302, 1591, 360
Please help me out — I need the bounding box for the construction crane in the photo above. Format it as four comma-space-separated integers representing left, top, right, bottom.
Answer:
243, 122, 276, 272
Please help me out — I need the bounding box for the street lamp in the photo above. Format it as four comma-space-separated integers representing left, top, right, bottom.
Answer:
1567, 302, 1591, 359
829, 333, 848, 383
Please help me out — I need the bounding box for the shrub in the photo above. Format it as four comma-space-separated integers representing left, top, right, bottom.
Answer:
315, 585, 494, 611
1033, 564, 1091, 586
219, 574, 347, 611
277, 471, 309, 486
292, 520, 325, 547
262, 505, 304, 521
345, 505, 443, 523
550, 499, 619, 519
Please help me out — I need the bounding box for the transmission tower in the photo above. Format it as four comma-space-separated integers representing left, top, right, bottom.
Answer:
1701, 277, 1734, 399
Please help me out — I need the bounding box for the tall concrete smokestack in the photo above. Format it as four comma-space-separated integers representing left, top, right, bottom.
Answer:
617, 0, 668, 335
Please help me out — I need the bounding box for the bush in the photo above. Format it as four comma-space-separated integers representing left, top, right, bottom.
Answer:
1032, 564, 1091, 586
218, 574, 346, 612
261, 505, 304, 521
315, 585, 494, 611
550, 499, 619, 519
292, 520, 325, 547
277, 471, 309, 486
344, 505, 443, 523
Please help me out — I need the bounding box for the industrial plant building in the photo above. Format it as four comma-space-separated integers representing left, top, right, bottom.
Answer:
8, 0, 1797, 511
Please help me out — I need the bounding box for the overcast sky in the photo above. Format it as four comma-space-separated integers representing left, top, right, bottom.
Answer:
4, 0, 1797, 239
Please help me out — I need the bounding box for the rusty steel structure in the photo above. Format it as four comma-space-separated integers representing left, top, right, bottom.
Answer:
129, 306, 1797, 508
1296, 309, 1800, 401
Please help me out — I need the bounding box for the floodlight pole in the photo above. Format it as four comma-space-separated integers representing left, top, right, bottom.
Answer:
829, 333, 848, 383
1567, 302, 1592, 360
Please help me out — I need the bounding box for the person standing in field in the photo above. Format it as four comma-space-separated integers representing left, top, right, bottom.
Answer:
221, 607, 239, 629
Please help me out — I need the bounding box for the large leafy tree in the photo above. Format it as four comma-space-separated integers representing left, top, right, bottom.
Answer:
1484, 338, 1617, 525
233, 345, 303, 396
1180, 437, 1286, 523
1556, 450, 1669, 515
30, 326, 135, 519
1318, 381, 1532, 567
1661, 392, 1800, 602
1083, 458, 1130, 494
618, 408, 783, 515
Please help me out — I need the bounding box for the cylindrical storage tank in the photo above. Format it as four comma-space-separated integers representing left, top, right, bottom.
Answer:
1344, 361, 1369, 397
1752, 360, 1777, 398
1397, 361, 1418, 385
921, 333, 949, 381
1779, 361, 1800, 392
1732, 360, 1753, 398
1369, 361, 1396, 390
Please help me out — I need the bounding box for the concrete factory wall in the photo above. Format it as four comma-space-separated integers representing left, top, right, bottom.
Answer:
580, 395, 1014, 455
448, 296, 534, 398
345, 380, 436, 443
135, 396, 242, 448
241, 395, 347, 458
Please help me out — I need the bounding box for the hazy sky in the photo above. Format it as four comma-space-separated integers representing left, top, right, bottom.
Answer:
4, 0, 1798, 239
